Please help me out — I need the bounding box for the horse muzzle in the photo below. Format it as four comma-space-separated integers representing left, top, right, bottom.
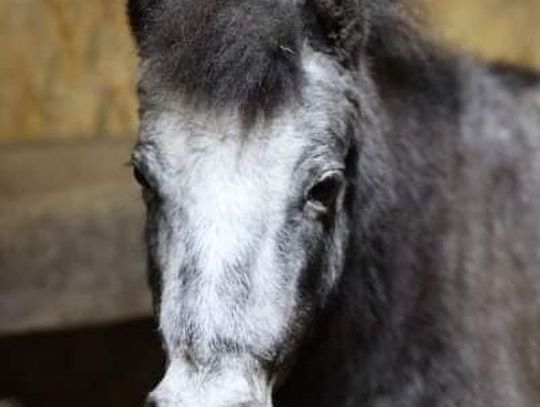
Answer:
146, 356, 273, 407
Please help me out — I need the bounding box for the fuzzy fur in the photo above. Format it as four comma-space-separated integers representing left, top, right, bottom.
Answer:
129, 0, 304, 125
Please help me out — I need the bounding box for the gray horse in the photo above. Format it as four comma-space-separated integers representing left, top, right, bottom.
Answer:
127, 0, 540, 406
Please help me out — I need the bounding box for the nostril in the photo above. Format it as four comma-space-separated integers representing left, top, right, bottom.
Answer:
144, 396, 158, 407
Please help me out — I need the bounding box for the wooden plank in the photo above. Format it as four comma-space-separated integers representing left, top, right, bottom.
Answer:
0, 140, 152, 335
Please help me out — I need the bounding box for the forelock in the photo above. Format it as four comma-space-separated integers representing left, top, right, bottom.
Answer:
134, 0, 304, 124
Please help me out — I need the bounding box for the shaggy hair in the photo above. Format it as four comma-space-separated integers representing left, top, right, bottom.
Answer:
128, 0, 304, 123
127, 0, 423, 123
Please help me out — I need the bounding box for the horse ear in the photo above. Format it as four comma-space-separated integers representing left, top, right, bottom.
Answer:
127, 0, 158, 45
306, 0, 367, 65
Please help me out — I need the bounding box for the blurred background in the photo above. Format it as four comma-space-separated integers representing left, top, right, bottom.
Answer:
0, 0, 539, 406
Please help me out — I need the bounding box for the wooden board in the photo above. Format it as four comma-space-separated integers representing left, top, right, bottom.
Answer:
0, 140, 152, 334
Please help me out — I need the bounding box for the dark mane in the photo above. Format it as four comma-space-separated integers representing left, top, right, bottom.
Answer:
129, 0, 304, 124
128, 0, 434, 124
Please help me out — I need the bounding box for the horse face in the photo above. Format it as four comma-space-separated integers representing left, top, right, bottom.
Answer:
128, 1, 366, 405
132, 50, 360, 406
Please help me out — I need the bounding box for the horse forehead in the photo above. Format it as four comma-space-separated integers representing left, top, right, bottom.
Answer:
149, 108, 309, 181
179, 133, 302, 228
137, 49, 354, 191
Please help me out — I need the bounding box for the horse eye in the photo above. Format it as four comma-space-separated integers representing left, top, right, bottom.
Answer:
306, 171, 345, 213
132, 165, 151, 190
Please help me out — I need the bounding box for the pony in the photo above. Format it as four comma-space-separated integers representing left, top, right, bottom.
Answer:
127, 0, 540, 406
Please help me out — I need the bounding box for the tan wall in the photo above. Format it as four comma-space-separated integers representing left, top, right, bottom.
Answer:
0, 0, 138, 142
1, 0, 539, 143
427, 0, 540, 69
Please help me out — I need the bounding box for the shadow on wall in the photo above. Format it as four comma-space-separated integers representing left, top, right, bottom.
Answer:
0, 318, 164, 407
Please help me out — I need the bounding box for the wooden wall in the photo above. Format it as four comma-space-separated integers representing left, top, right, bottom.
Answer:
1, 0, 539, 142
427, 0, 540, 69
0, 0, 138, 142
